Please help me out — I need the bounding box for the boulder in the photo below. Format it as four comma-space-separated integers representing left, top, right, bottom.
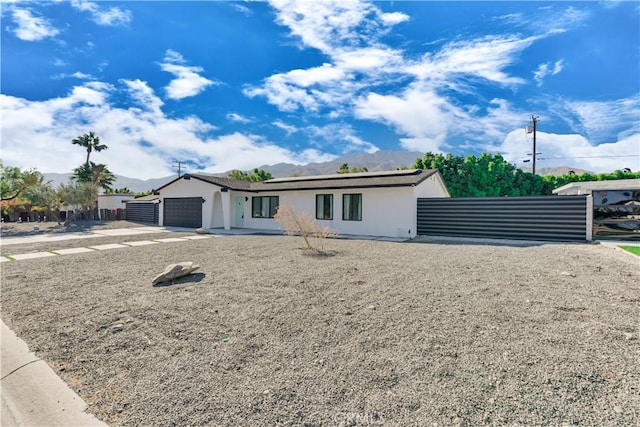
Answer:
152, 262, 200, 285
195, 227, 209, 234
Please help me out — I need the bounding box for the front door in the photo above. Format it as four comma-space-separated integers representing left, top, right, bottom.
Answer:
234, 196, 244, 227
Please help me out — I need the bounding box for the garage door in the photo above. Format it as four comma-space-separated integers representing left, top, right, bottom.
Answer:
163, 197, 203, 228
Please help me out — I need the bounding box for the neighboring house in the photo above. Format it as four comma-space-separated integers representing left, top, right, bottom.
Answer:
552, 179, 640, 196
154, 169, 450, 238
98, 194, 135, 211
98, 194, 135, 221
553, 179, 640, 240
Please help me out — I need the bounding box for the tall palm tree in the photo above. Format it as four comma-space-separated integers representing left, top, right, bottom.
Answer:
72, 162, 116, 191
72, 131, 108, 165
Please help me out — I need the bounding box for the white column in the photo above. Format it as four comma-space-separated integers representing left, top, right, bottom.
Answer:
221, 191, 231, 230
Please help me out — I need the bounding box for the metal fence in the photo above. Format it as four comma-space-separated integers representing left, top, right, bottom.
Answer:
125, 202, 159, 224
417, 195, 588, 241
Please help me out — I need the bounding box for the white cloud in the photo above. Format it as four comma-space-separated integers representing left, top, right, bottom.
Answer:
272, 120, 299, 135
533, 59, 564, 86
227, 113, 252, 124
121, 79, 165, 114
8, 8, 59, 41
250, 0, 561, 152
233, 4, 252, 15
408, 34, 541, 86
70, 0, 131, 26
355, 87, 449, 152
494, 129, 640, 173
269, 0, 384, 54
305, 123, 378, 154
52, 71, 95, 80
552, 95, 640, 141
160, 50, 217, 100
0, 81, 336, 179
495, 6, 589, 33
380, 11, 409, 26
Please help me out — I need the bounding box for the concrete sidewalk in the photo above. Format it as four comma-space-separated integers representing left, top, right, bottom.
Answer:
0, 226, 177, 246
1, 321, 107, 426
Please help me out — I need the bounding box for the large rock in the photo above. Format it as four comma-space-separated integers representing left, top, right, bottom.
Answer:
152, 262, 200, 285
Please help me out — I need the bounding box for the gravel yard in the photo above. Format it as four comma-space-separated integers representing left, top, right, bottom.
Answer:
1, 225, 639, 426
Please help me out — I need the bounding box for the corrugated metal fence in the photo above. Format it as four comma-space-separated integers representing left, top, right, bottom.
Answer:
125, 202, 159, 224
417, 196, 588, 241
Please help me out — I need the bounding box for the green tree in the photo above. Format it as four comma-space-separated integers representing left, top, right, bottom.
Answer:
337, 163, 368, 174
72, 162, 116, 191
0, 161, 43, 201
25, 183, 64, 224
72, 131, 107, 165
105, 187, 133, 194
60, 181, 98, 224
542, 169, 640, 190
414, 152, 547, 197
227, 168, 273, 182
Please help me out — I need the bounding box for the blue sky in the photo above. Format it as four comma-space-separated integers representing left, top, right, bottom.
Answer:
1, 0, 639, 179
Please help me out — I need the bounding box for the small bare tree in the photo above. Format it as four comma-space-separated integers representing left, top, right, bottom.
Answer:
273, 204, 337, 251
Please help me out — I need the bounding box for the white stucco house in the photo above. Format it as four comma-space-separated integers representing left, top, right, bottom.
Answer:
98, 194, 135, 211
153, 169, 450, 238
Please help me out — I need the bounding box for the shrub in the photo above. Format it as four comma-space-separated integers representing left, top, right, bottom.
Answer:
273, 204, 338, 251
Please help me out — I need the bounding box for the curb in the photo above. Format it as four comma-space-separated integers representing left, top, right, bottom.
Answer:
1, 321, 107, 426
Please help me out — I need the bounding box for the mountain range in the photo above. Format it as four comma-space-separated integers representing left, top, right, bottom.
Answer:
42, 151, 590, 194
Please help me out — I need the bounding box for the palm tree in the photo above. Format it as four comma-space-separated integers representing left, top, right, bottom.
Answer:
72, 131, 108, 165
72, 162, 116, 191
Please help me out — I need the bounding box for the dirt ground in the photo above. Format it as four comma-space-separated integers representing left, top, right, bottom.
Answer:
1, 226, 639, 426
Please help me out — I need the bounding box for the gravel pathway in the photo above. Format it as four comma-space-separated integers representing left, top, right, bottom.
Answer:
1, 232, 638, 426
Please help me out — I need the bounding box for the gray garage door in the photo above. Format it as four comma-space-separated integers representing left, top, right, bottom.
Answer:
163, 197, 203, 228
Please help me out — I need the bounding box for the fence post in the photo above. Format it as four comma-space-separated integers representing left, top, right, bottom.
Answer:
586, 194, 593, 241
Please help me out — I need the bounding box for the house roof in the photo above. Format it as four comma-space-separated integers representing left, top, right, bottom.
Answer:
553, 178, 640, 195
153, 174, 252, 192
126, 195, 160, 203
253, 169, 438, 191
155, 169, 440, 193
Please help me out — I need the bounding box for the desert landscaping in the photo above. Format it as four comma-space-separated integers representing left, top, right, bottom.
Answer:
1, 222, 639, 426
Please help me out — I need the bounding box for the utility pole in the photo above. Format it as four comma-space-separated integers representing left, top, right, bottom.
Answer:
525, 116, 541, 174
172, 160, 185, 178
531, 115, 539, 175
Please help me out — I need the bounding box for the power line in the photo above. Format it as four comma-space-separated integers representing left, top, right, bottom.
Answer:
536, 155, 640, 160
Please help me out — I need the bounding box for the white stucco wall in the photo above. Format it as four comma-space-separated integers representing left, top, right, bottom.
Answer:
414, 174, 450, 198
239, 187, 418, 238
158, 178, 226, 228
98, 194, 135, 210
158, 173, 450, 237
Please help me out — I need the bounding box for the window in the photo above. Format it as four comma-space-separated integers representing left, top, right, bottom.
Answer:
252, 196, 279, 218
342, 194, 362, 221
316, 194, 333, 220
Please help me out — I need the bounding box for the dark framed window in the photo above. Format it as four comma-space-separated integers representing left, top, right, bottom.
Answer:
252, 196, 279, 218
316, 194, 333, 220
342, 193, 362, 221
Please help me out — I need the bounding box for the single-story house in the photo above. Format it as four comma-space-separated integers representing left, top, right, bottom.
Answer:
153, 169, 450, 238
98, 194, 135, 210
97, 193, 135, 221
